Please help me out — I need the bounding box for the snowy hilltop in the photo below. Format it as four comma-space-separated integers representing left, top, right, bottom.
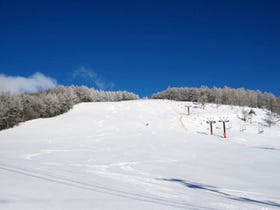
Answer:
0, 100, 279, 210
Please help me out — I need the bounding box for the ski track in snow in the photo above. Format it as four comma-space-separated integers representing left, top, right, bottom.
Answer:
23, 149, 95, 160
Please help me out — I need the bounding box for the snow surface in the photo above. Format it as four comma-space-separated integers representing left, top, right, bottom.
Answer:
0, 99, 279, 210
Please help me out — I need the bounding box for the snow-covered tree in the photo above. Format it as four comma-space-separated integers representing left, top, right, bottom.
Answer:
0, 86, 139, 131
152, 86, 280, 114
263, 111, 279, 127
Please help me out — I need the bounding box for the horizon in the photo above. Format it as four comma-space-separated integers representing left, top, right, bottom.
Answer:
1, 0, 280, 97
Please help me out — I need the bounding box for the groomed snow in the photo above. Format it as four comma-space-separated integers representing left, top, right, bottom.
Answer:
0, 100, 279, 210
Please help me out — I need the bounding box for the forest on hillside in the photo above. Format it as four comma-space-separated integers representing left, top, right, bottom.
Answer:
0, 86, 139, 130
152, 86, 280, 114
1, 85, 279, 131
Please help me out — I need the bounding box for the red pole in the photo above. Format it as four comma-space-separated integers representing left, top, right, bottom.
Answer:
219, 120, 229, 138
223, 122, 226, 138
207, 121, 216, 135
210, 123, 213, 135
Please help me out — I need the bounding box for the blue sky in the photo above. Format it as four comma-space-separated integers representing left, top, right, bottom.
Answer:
0, 0, 279, 97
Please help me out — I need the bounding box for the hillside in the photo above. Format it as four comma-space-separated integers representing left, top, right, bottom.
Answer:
0, 100, 279, 210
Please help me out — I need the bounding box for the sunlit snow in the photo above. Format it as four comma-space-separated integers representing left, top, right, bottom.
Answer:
0, 100, 279, 210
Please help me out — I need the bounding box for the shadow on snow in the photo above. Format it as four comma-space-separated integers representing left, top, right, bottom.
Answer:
0, 164, 215, 210
160, 178, 280, 208
258, 147, 280, 151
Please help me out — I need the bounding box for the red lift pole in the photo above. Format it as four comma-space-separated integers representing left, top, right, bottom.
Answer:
219, 119, 229, 138
185, 105, 191, 115
206, 120, 216, 135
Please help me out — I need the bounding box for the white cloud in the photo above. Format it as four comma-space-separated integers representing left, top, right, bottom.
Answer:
0, 72, 57, 94
72, 66, 115, 90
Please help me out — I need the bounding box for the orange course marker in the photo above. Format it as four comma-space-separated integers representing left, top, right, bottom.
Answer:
179, 116, 187, 129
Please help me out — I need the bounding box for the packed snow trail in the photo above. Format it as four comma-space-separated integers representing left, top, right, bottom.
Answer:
0, 100, 279, 210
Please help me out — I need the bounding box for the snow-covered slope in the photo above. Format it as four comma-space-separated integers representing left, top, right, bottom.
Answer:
0, 100, 279, 210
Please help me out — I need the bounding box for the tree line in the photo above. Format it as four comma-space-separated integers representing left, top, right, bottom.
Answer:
152, 86, 280, 114
0, 86, 139, 130
1, 85, 279, 131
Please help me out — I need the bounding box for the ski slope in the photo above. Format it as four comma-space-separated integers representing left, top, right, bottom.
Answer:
0, 100, 279, 210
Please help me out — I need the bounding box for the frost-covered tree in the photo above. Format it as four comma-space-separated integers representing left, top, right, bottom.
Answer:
0, 92, 22, 129
152, 86, 280, 114
263, 111, 280, 127
0, 86, 139, 131
198, 86, 208, 109
240, 108, 249, 122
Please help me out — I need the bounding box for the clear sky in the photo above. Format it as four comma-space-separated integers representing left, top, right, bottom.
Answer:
0, 0, 279, 97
